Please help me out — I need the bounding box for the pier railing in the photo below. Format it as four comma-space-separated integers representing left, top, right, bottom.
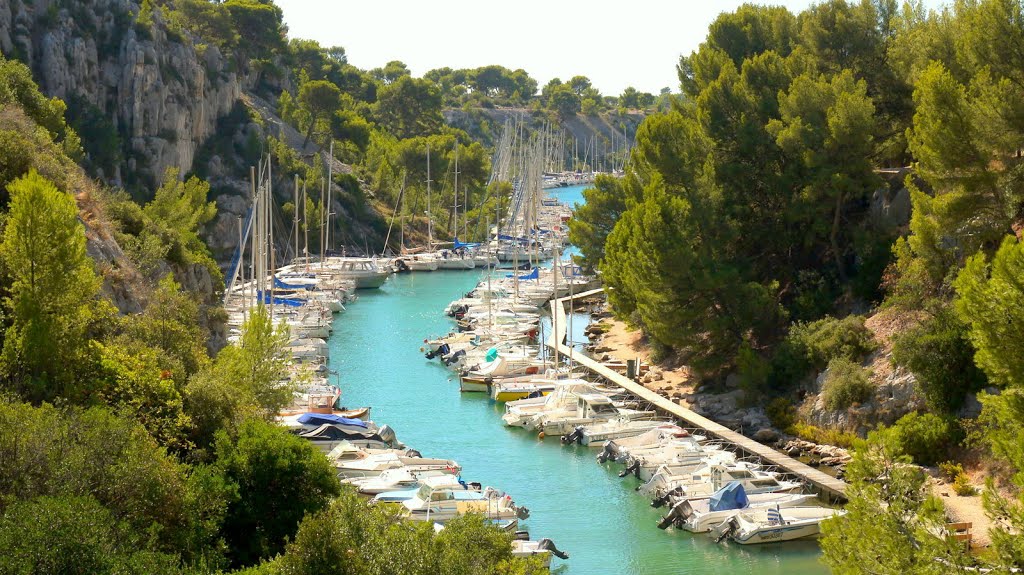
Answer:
547, 289, 848, 502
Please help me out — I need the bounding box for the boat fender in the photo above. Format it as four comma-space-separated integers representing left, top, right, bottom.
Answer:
618, 460, 640, 479
537, 431, 545, 440
537, 539, 569, 560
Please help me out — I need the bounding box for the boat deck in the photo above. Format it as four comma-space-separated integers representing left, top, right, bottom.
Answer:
548, 289, 848, 502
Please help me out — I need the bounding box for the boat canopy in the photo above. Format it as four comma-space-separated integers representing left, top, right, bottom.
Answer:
297, 413, 368, 428
709, 481, 750, 512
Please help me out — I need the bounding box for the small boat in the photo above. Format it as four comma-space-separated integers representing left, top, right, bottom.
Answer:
334, 451, 461, 480
657, 482, 816, 532
511, 536, 569, 568
711, 505, 845, 544
526, 394, 655, 435
400, 476, 529, 523
567, 417, 677, 446
346, 468, 457, 495
490, 379, 558, 402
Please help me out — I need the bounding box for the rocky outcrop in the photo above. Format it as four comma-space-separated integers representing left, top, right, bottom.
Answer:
0, 0, 252, 190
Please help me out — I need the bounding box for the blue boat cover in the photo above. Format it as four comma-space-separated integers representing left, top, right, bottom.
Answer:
296, 413, 368, 428
709, 481, 749, 512
505, 267, 539, 280
453, 238, 480, 249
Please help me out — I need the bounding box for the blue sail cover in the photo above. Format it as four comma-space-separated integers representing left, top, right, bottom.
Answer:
504, 268, 539, 280
453, 238, 480, 249
709, 481, 749, 512
296, 413, 368, 428
274, 277, 314, 291
256, 291, 304, 307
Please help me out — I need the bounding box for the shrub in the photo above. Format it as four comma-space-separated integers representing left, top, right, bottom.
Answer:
770, 315, 877, 389
766, 397, 797, 430
952, 473, 978, 496
939, 460, 964, 482
789, 422, 858, 448
886, 411, 962, 466
821, 357, 874, 411
892, 307, 987, 414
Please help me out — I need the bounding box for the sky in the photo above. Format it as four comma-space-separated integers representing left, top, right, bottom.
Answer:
276, 0, 948, 97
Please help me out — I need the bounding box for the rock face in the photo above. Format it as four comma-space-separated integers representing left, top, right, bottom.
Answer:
0, 0, 251, 190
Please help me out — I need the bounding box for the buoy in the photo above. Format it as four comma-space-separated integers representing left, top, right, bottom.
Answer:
538, 431, 546, 440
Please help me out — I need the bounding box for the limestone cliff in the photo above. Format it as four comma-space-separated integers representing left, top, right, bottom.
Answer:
0, 0, 250, 191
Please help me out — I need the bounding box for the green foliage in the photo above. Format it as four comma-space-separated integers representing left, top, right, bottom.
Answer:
820, 357, 873, 411
952, 473, 978, 497
788, 422, 857, 448
884, 411, 961, 466
954, 237, 1024, 389
0, 170, 103, 402
222, 0, 286, 61
821, 427, 971, 575
273, 488, 538, 575
214, 417, 340, 567
374, 76, 443, 139
765, 396, 797, 430
0, 495, 184, 575
0, 400, 229, 564
770, 315, 877, 388
567, 174, 626, 270
892, 306, 986, 414
298, 79, 342, 147
197, 304, 291, 421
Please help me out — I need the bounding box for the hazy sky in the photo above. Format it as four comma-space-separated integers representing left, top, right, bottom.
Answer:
276, 0, 947, 96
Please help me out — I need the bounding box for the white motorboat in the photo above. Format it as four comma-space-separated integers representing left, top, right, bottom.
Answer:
711, 506, 845, 544
400, 476, 528, 523
671, 493, 816, 532
526, 394, 655, 435
333, 451, 461, 480
346, 468, 457, 495
567, 417, 677, 447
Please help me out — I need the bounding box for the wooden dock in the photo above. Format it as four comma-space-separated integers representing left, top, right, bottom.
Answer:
548, 289, 847, 502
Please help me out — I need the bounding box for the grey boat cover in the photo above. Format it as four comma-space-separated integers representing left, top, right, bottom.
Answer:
299, 424, 382, 442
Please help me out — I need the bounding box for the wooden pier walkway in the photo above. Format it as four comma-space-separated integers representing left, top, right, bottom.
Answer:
548, 289, 847, 502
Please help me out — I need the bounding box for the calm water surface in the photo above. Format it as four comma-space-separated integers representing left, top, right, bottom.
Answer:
327, 185, 829, 575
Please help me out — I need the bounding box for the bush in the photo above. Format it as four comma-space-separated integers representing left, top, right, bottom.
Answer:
789, 422, 858, 448
892, 307, 987, 414
214, 418, 340, 567
886, 411, 962, 466
766, 397, 797, 430
820, 357, 874, 411
938, 460, 964, 482
770, 315, 877, 389
952, 473, 978, 496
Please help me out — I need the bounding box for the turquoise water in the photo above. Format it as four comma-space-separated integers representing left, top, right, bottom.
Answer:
327, 185, 829, 575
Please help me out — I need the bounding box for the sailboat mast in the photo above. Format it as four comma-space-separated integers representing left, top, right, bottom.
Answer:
452, 142, 458, 241
268, 154, 275, 321
293, 175, 299, 264
325, 140, 333, 256
426, 143, 432, 249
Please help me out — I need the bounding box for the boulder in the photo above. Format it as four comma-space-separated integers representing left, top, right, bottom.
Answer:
753, 428, 780, 443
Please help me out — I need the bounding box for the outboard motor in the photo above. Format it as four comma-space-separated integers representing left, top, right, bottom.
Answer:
406, 449, 422, 458
618, 460, 641, 479
560, 426, 584, 445
378, 425, 397, 448
513, 530, 531, 541
713, 518, 739, 544
515, 505, 531, 520
596, 443, 614, 464
444, 350, 467, 367
537, 539, 569, 560
657, 498, 694, 530
651, 486, 685, 508
394, 259, 410, 273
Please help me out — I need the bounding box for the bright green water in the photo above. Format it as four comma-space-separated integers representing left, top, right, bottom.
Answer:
326, 186, 830, 575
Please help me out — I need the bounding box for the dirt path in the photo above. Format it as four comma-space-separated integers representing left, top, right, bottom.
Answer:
929, 476, 993, 549
588, 315, 694, 400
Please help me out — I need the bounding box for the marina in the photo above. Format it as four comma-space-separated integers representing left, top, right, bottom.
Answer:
222, 169, 837, 572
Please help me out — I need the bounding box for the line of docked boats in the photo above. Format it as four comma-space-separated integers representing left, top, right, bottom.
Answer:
422, 229, 845, 550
